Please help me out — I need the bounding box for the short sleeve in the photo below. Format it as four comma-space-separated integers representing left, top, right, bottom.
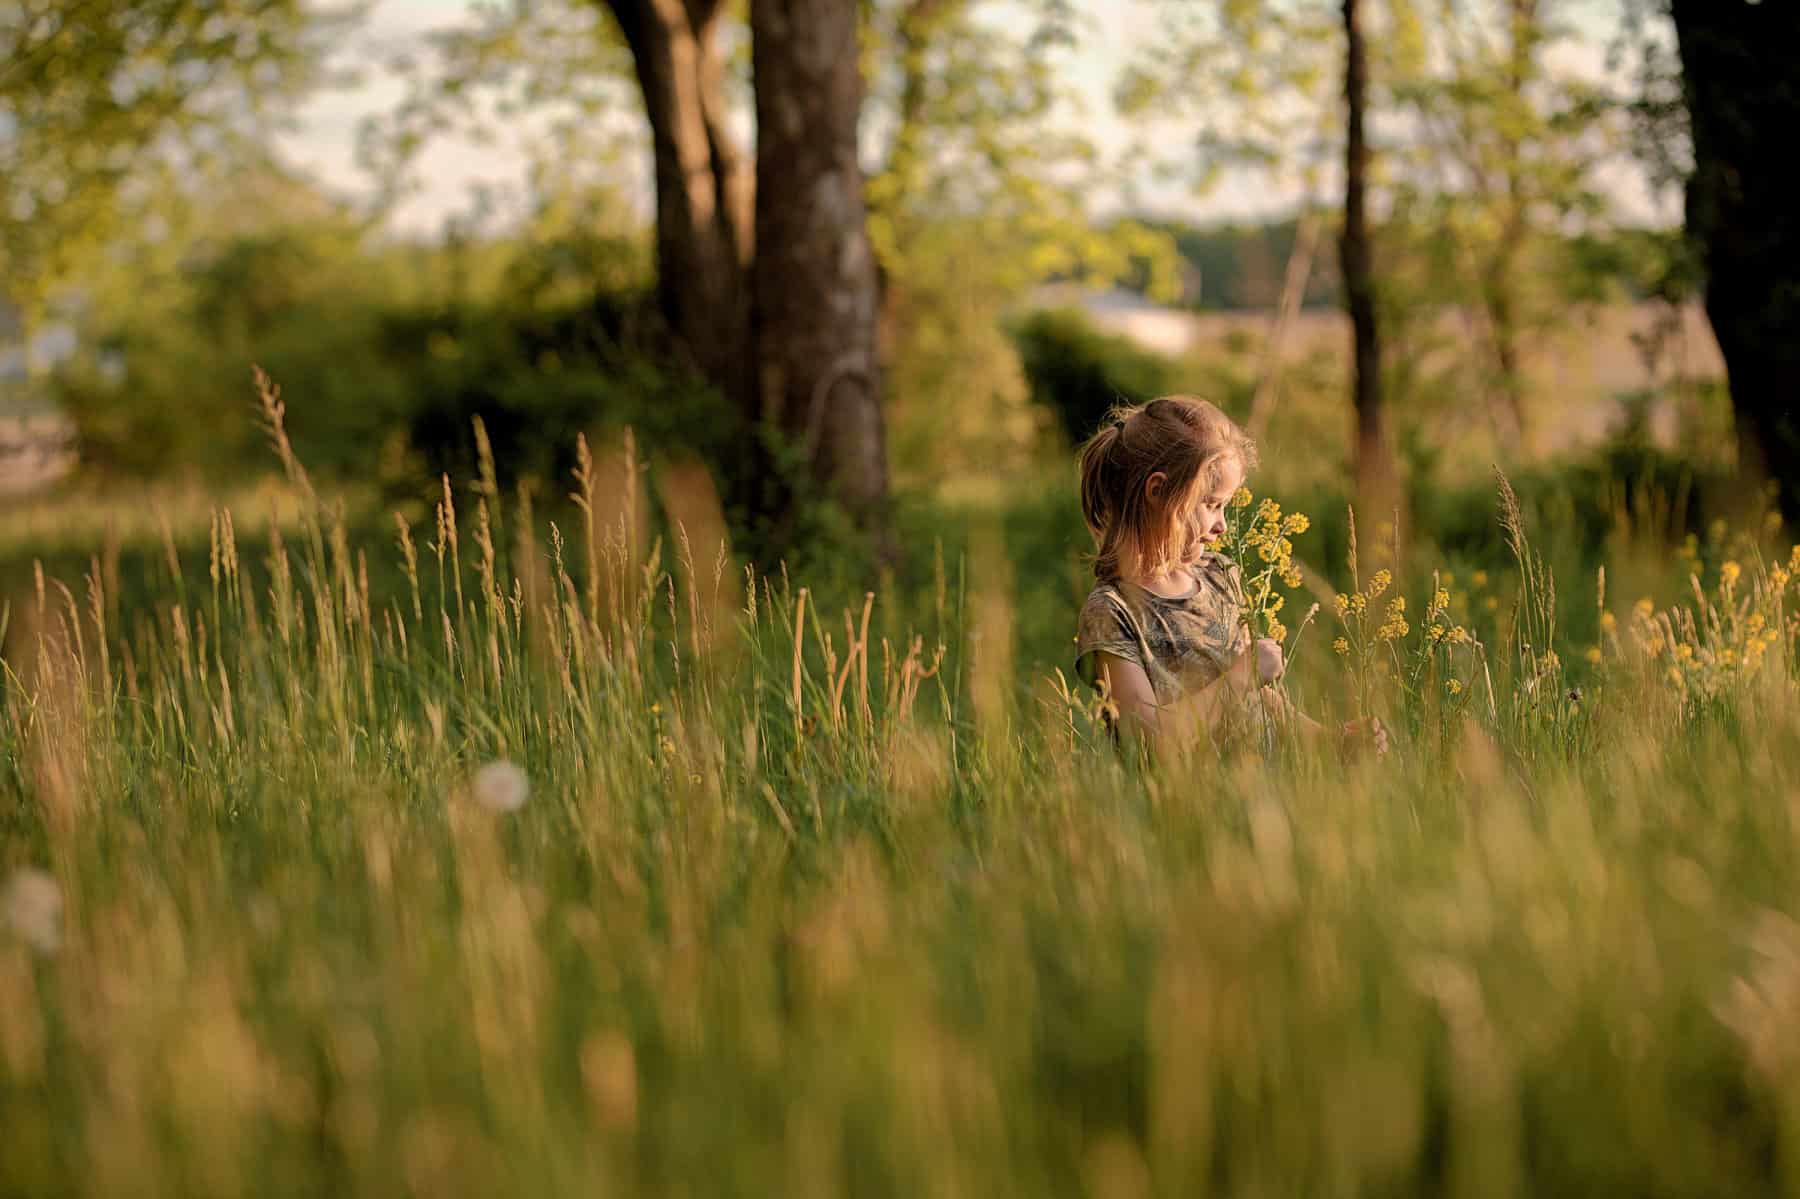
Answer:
1074, 588, 1144, 691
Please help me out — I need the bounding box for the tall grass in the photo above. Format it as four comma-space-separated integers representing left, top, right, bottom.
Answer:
5, 378, 1800, 1195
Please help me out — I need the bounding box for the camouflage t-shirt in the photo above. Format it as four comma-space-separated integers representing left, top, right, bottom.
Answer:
1075, 552, 1250, 706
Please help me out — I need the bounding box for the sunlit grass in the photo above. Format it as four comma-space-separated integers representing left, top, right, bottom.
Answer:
4, 384, 1800, 1195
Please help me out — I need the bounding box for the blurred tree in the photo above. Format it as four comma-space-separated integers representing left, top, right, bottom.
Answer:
1385, 0, 1620, 456
0, 0, 338, 332
1117, 0, 1396, 514
861, 0, 1179, 474
366, 0, 1177, 546
1668, 1, 1800, 516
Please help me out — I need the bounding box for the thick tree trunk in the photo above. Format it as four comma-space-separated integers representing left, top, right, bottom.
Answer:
1671, 0, 1800, 518
602, 0, 753, 405
1341, 0, 1394, 532
750, 0, 890, 551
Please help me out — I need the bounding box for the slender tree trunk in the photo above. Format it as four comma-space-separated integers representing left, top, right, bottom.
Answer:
1341, 0, 1394, 531
1482, 239, 1527, 454
1484, 0, 1536, 456
874, 0, 951, 346
1247, 209, 1320, 443
1671, 0, 1800, 518
751, 0, 890, 552
602, 0, 753, 405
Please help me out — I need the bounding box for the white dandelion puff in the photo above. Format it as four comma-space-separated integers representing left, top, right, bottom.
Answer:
472, 760, 530, 813
4, 867, 63, 955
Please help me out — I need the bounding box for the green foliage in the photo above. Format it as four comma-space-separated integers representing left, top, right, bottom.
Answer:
48, 188, 732, 495
0, 0, 334, 318
1006, 308, 1180, 446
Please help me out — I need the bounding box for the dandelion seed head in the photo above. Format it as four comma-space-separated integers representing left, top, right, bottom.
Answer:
4, 867, 62, 955
472, 760, 530, 813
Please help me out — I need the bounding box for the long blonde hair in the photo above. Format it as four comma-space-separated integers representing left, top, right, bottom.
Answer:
1077, 395, 1257, 581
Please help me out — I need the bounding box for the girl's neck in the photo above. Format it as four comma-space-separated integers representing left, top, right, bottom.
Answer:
1122, 559, 1197, 599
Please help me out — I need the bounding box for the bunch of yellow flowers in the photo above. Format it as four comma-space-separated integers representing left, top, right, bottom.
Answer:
1223, 489, 1311, 645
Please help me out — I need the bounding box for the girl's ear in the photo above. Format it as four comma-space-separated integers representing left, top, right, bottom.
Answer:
1145, 471, 1168, 504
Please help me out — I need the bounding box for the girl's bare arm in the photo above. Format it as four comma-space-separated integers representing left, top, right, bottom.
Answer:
1096, 650, 1386, 758
1094, 647, 1259, 749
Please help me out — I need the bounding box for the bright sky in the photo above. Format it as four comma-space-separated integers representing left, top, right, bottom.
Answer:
275, 0, 1670, 241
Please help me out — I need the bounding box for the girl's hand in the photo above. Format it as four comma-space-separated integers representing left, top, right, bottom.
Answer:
1254, 638, 1285, 685
1337, 717, 1389, 759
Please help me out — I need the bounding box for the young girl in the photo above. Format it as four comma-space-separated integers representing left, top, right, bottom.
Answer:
1074, 395, 1383, 755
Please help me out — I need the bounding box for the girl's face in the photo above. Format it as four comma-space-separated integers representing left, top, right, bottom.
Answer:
1190, 455, 1244, 547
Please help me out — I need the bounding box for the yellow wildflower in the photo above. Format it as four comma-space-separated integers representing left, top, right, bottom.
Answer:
1433, 588, 1450, 613
1428, 623, 1446, 643
1281, 566, 1303, 589
1484, 596, 1499, 612
1722, 561, 1742, 589
1389, 595, 1406, 613
1774, 567, 1791, 589
1447, 679, 1464, 695
1633, 597, 1653, 619
1789, 543, 1800, 571
1268, 618, 1288, 644
1333, 637, 1350, 656
1676, 644, 1694, 660
1282, 513, 1311, 535
1473, 570, 1489, 588
1447, 626, 1469, 644
1585, 646, 1602, 665
1334, 593, 1351, 616
1232, 487, 1253, 510
1368, 569, 1392, 599
1600, 611, 1617, 633
1265, 594, 1286, 615
1747, 612, 1766, 635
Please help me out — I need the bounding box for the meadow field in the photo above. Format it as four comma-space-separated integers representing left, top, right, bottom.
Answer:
4, 383, 1800, 1197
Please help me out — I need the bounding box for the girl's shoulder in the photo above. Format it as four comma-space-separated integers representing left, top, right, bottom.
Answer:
1079, 578, 1133, 618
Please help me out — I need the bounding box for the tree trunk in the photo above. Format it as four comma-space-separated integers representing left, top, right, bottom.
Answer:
602, 0, 753, 405
750, 0, 890, 552
1247, 209, 1320, 443
1341, 0, 1395, 535
1671, 0, 1800, 519
1485, 0, 1536, 456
